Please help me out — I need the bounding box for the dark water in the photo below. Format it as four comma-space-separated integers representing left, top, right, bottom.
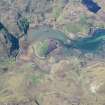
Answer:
92, 29, 105, 37
0, 22, 19, 57
17, 17, 29, 41
8, 33, 19, 57
0, 22, 4, 29
82, 0, 101, 13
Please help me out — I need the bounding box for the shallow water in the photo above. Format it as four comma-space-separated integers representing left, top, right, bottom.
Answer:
71, 28, 105, 53
29, 26, 69, 45
29, 27, 105, 54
